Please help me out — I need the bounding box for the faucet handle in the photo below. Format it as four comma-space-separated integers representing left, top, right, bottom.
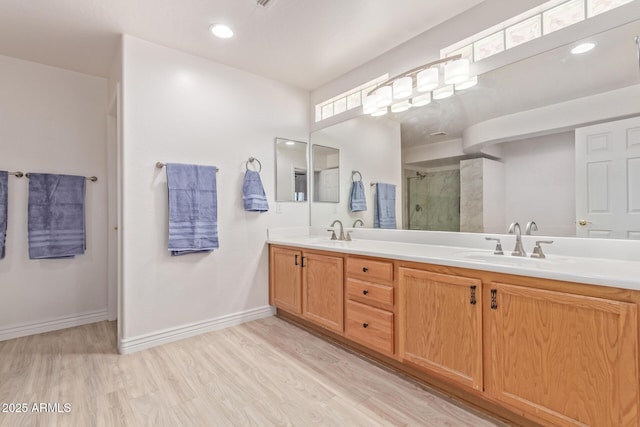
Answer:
326, 229, 337, 240
345, 231, 353, 241
485, 237, 504, 255
531, 240, 554, 259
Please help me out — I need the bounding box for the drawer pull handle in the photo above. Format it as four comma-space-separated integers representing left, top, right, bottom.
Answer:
470, 285, 477, 305
362, 267, 368, 272
294, 255, 299, 266
362, 323, 369, 328
362, 290, 369, 295
491, 289, 498, 310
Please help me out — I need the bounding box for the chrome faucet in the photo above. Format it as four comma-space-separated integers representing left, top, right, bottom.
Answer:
329, 220, 346, 241
507, 222, 526, 257
525, 221, 538, 235
353, 219, 364, 228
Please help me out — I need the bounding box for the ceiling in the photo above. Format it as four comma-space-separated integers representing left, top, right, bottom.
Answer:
0, 0, 484, 90
398, 19, 640, 147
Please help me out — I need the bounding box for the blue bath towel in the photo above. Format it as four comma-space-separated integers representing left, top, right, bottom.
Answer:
349, 181, 367, 212
0, 171, 7, 259
243, 170, 269, 212
374, 183, 397, 229
28, 173, 86, 259
166, 163, 219, 256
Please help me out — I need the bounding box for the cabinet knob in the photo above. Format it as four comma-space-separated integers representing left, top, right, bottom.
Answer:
362, 267, 368, 272
362, 323, 369, 328
362, 290, 369, 295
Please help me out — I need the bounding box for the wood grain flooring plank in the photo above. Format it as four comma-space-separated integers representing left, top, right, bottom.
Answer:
0, 317, 502, 426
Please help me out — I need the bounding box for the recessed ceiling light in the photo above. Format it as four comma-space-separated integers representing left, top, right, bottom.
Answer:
210, 24, 234, 39
571, 42, 595, 54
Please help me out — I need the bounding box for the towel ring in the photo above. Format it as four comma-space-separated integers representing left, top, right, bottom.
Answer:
246, 157, 262, 173
352, 170, 362, 182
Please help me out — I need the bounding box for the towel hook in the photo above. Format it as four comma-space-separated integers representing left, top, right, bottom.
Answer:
352, 170, 362, 182
246, 157, 262, 173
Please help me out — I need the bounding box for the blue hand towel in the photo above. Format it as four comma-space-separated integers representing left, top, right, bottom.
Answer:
349, 181, 367, 212
0, 171, 7, 259
166, 163, 219, 256
374, 183, 397, 229
28, 173, 86, 259
243, 170, 269, 212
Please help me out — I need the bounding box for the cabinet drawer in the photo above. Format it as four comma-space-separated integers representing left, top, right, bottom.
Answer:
347, 257, 393, 283
346, 278, 394, 308
345, 300, 394, 356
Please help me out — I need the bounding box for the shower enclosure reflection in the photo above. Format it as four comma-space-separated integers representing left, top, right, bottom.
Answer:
406, 169, 460, 231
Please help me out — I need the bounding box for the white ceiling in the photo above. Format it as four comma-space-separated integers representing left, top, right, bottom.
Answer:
0, 0, 484, 90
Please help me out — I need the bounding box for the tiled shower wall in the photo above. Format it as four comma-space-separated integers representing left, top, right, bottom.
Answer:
407, 169, 460, 231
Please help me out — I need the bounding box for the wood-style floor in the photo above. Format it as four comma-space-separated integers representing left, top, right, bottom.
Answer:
0, 316, 503, 426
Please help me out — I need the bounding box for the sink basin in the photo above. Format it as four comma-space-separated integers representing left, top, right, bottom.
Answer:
305, 237, 353, 246
458, 252, 574, 267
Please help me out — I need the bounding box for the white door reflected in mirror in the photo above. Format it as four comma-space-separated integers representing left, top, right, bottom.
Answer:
275, 138, 308, 202
312, 144, 340, 203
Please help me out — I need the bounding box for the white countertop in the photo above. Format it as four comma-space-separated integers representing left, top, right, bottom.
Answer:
267, 229, 640, 291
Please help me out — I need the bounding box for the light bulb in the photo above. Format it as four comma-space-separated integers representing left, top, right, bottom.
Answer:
433, 85, 454, 100
417, 68, 439, 92
393, 77, 412, 99
444, 58, 469, 85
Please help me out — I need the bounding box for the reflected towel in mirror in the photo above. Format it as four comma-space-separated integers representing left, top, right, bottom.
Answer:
374, 183, 397, 229
349, 181, 367, 212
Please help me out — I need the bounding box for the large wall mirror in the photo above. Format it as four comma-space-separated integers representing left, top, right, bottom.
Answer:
309, 14, 640, 238
275, 138, 308, 202
312, 144, 340, 203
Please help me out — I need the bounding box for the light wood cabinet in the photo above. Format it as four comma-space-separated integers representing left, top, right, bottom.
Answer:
270, 246, 344, 333
398, 268, 483, 391
344, 256, 396, 356
345, 300, 394, 356
487, 282, 639, 427
270, 244, 640, 426
269, 247, 302, 314
302, 252, 343, 333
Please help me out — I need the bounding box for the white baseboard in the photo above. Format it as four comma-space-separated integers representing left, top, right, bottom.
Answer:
118, 305, 276, 354
0, 309, 109, 342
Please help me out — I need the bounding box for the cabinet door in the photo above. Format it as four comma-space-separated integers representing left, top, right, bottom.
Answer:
303, 252, 344, 333
488, 283, 639, 427
269, 247, 302, 314
399, 268, 483, 391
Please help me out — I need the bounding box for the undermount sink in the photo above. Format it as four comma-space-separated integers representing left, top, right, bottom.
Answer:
458, 252, 574, 266
305, 237, 352, 246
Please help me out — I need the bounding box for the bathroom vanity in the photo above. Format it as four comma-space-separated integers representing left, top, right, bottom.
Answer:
268, 229, 640, 427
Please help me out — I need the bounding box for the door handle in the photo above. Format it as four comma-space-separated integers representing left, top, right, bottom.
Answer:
577, 219, 592, 226
294, 255, 299, 266
301, 256, 306, 268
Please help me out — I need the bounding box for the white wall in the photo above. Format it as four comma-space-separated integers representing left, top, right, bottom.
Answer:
309, 116, 402, 228
120, 36, 309, 350
502, 132, 575, 236
0, 55, 109, 340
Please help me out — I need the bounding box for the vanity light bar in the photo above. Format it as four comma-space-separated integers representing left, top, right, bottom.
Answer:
365, 54, 477, 117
